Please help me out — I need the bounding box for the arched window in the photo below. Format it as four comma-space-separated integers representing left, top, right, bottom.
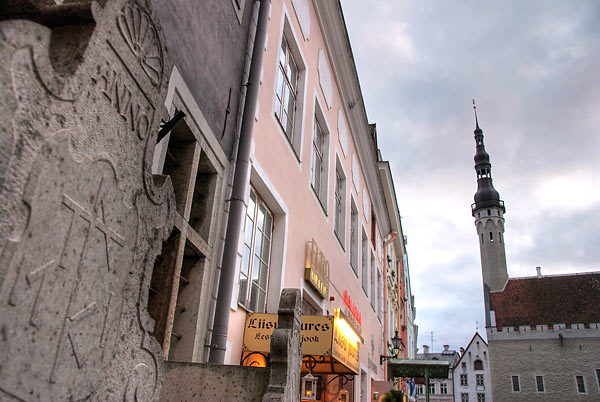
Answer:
474, 359, 484, 370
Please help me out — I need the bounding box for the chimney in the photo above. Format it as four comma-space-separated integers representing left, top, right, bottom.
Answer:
443, 345, 449, 354
460, 347, 465, 356
423, 345, 430, 354
536, 266, 542, 278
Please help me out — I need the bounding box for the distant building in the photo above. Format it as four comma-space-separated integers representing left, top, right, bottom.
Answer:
415, 345, 459, 402
470, 108, 600, 401
453, 333, 493, 402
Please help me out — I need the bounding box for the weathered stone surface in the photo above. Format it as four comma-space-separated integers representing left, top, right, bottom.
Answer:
262, 288, 302, 402
0, 1, 174, 400
159, 361, 270, 402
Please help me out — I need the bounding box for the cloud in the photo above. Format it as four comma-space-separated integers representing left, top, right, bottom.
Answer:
341, 0, 600, 351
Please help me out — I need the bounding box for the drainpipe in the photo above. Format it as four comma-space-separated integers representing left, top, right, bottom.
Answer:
208, 0, 269, 364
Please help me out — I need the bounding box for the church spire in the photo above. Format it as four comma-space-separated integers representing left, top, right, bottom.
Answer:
471, 101, 504, 216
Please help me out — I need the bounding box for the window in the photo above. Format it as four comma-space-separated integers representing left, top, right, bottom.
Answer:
275, 36, 298, 143
474, 360, 483, 370
333, 159, 346, 247
477, 394, 485, 402
576, 375, 586, 394
238, 188, 273, 312
512, 376, 520, 392
370, 253, 376, 309
361, 229, 368, 295
461, 393, 469, 402
536, 375, 545, 392
440, 383, 447, 394
377, 268, 382, 320
416, 385, 424, 395
429, 383, 435, 394
462, 362, 467, 369
460, 374, 468, 386
349, 199, 358, 275
476, 374, 484, 388
489, 232, 493, 242
596, 369, 600, 389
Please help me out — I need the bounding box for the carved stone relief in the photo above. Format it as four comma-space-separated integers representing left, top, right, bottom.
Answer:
0, 0, 174, 400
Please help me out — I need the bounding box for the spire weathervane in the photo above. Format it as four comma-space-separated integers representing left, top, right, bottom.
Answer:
473, 99, 480, 129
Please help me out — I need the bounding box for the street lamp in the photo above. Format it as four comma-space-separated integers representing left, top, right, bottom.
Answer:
380, 330, 404, 365
301, 372, 318, 401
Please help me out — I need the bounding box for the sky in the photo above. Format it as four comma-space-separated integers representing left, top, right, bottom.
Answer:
340, 0, 600, 353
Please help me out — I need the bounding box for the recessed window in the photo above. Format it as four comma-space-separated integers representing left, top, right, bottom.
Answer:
596, 369, 600, 389
310, 101, 330, 211
334, 158, 346, 248
489, 232, 493, 242
361, 229, 368, 295
460, 374, 468, 386
349, 198, 359, 276
440, 383, 448, 395
487, 209, 491, 216
462, 361, 467, 369
536, 375, 545, 392
477, 393, 485, 402
429, 383, 435, 394
275, 36, 298, 142
370, 252, 376, 309
238, 188, 273, 313
474, 359, 484, 370
476, 374, 484, 387
273, 20, 306, 159
461, 393, 469, 402
512, 376, 520, 392
576, 375, 586, 394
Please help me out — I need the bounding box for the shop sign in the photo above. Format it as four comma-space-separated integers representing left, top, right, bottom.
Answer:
243, 313, 333, 355
331, 309, 360, 374
342, 289, 362, 327
304, 240, 329, 298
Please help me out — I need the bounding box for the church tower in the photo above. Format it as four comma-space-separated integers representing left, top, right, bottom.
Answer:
471, 103, 508, 293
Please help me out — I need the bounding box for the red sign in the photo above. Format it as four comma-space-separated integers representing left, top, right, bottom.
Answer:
342, 289, 362, 327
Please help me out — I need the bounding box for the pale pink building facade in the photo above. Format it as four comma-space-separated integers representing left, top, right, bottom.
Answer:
221, 1, 399, 401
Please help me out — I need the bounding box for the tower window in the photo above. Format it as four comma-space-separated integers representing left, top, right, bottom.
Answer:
481, 233, 484, 243
499, 232, 502, 243
487, 209, 491, 216
489, 232, 493, 242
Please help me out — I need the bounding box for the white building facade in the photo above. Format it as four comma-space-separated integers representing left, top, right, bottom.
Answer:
453, 333, 493, 402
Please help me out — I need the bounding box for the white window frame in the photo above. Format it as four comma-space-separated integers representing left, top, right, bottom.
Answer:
575, 375, 587, 394
461, 393, 469, 402
440, 382, 447, 395
333, 156, 346, 249
361, 228, 368, 296
511, 375, 520, 393
310, 97, 330, 212
237, 187, 274, 313
535, 375, 545, 393
272, 10, 307, 162
460, 374, 468, 387
476, 374, 484, 387
477, 393, 485, 402
370, 252, 376, 309
349, 197, 359, 276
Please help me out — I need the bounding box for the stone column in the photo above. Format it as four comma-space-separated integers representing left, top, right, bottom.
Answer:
262, 288, 302, 402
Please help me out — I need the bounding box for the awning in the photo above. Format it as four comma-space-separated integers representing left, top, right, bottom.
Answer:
386, 359, 449, 379
242, 308, 362, 375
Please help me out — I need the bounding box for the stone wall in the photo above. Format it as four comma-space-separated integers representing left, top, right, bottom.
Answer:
0, 0, 175, 400
488, 335, 600, 401
159, 361, 270, 402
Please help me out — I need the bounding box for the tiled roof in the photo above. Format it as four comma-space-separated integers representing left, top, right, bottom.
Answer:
490, 272, 600, 328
